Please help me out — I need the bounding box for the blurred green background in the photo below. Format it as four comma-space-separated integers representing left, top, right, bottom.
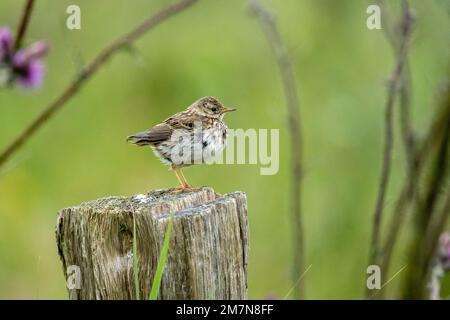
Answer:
1, 0, 449, 299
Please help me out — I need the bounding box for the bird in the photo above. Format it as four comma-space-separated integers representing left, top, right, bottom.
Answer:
127, 96, 237, 190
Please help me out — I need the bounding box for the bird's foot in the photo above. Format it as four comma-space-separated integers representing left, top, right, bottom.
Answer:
174, 184, 194, 192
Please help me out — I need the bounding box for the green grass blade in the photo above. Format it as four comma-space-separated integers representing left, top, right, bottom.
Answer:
133, 212, 141, 300
149, 210, 175, 300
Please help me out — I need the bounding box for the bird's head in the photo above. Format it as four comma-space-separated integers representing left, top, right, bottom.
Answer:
190, 96, 237, 119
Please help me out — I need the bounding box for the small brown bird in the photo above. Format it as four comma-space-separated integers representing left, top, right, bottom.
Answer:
127, 96, 237, 190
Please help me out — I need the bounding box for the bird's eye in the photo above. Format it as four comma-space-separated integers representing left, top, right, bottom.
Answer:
211, 107, 218, 112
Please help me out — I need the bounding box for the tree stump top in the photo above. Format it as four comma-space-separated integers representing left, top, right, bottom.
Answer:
71, 187, 218, 216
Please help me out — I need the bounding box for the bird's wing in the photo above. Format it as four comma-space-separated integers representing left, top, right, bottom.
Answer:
165, 111, 196, 130
127, 110, 198, 146
127, 123, 173, 146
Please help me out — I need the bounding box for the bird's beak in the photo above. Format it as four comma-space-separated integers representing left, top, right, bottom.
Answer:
222, 107, 238, 113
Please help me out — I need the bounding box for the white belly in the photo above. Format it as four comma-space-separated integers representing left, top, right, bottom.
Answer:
200, 127, 226, 163
152, 124, 227, 167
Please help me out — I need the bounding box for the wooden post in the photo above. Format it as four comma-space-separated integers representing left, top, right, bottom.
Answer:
56, 187, 248, 300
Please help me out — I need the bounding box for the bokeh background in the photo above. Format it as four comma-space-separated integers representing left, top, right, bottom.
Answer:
1, 0, 449, 299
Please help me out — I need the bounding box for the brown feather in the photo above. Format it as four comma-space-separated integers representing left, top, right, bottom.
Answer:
127, 123, 173, 146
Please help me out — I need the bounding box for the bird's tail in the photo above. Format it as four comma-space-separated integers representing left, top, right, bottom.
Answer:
126, 131, 152, 146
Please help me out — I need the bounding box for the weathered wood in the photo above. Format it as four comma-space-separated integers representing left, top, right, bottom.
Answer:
56, 187, 248, 300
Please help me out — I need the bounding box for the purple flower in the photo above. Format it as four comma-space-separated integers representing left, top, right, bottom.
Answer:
13, 58, 44, 88
0, 26, 48, 89
0, 27, 12, 60
12, 41, 48, 88
13, 41, 48, 65
438, 232, 450, 272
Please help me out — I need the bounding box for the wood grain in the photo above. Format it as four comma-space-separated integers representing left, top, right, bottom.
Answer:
56, 187, 248, 300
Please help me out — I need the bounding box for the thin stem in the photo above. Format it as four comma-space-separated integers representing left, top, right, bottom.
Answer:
402, 87, 450, 299
0, 0, 199, 168
14, 0, 35, 50
399, 64, 415, 163
249, 0, 305, 299
378, 0, 416, 163
382, 83, 450, 297
367, 0, 413, 298
425, 191, 450, 263
374, 0, 418, 296
379, 172, 415, 277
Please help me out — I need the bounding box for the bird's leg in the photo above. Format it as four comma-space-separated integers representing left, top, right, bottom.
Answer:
172, 166, 190, 190
178, 169, 192, 189
172, 167, 186, 189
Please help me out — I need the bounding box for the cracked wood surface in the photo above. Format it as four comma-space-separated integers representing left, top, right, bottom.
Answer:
56, 187, 248, 300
